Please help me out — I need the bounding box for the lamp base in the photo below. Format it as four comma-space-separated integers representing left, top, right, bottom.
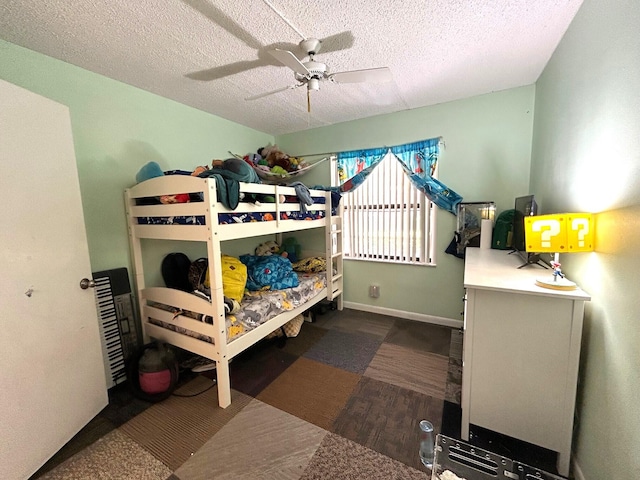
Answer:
535, 276, 577, 291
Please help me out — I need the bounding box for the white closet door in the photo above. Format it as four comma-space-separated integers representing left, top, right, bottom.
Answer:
0, 79, 107, 479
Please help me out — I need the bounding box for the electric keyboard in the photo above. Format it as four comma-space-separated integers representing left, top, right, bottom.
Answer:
93, 268, 141, 388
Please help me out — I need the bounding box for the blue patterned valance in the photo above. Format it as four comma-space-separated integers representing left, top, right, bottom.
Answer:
336, 137, 463, 215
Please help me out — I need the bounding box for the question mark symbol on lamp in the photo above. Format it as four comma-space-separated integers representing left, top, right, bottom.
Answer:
572, 218, 589, 248
532, 219, 561, 248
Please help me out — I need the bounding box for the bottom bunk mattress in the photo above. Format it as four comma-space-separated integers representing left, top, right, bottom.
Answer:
149, 272, 326, 344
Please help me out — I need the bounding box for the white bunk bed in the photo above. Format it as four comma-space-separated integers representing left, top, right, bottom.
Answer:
124, 175, 343, 408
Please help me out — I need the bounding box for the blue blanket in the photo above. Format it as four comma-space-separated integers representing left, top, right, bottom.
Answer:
198, 158, 261, 209
239, 255, 299, 291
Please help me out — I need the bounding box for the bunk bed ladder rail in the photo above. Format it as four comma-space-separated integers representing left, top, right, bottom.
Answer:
326, 191, 343, 308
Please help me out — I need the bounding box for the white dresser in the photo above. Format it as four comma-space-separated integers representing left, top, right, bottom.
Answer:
461, 248, 590, 477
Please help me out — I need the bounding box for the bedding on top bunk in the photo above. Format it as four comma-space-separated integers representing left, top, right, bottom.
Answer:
136, 205, 331, 226
133, 162, 341, 226
135, 185, 338, 225
134, 158, 340, 219
149, 271, 326, 344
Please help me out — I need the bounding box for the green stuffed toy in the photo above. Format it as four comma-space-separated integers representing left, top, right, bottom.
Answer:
279, 237, 301, 263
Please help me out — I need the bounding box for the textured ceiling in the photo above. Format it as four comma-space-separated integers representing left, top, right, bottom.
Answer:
0, 0, 583, 136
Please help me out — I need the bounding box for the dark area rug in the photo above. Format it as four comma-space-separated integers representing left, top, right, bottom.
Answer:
229, 340, 298, 397
303, 328, 383, 374
384, 319, 453, 357
333, 376, 444, 471
280, 322, 329, 357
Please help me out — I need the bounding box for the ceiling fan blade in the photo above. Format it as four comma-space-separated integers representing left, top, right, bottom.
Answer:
330, 67, 393, 84
268, 49, 310, 77
245, 83, 302, 101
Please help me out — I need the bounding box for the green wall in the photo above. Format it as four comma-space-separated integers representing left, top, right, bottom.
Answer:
277, 86, 535, 321
0, 39, 273, 279
530, 0, 640, 478
0, 38, 535, 323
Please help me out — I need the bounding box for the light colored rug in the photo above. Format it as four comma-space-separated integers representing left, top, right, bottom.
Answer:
118, 375, 252, 470
300, 432, 430, 480
175, 399, 327, 480
364, 342, 449, 399
38, 429, 172, 480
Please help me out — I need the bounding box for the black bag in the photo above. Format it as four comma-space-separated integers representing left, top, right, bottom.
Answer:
445, 231, 465, 259
161, 253, 192, 291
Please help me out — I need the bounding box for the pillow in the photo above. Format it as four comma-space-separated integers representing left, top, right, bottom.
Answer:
136, 161, 164, 183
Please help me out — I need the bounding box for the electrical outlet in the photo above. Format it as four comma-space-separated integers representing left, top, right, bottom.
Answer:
369, 285, 380, 298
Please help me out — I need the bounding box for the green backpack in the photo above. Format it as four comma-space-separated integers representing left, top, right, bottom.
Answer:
492, 209, 515, 250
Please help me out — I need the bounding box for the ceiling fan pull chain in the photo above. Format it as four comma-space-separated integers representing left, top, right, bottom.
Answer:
262, 0, 307, 40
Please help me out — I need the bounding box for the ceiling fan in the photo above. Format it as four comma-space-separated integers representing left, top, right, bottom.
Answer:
245, 37, 393, 111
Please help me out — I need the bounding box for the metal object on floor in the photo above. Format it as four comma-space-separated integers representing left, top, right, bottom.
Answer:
431, 435, 566, 480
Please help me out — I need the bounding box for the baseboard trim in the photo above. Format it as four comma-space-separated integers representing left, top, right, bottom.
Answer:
572, 458, 585, 480
343, 301, 463, 329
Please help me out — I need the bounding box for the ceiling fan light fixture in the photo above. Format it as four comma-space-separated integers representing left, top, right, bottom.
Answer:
308, 78, 320, 91
304, 60, 327, 77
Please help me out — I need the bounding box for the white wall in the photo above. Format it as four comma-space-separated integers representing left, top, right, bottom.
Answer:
530, 0, 640, 478
278, 86, 535, 321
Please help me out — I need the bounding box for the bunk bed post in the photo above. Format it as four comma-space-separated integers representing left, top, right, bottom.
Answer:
203, 180, 232, 408
124, 188, 150, 344
336, 196, 344, 310
325, 191, 344, 310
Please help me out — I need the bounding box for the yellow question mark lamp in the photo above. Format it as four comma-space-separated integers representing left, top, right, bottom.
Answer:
524, 213, 594, 290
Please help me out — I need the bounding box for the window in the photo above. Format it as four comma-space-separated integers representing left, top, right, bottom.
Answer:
342, 152, 435, 265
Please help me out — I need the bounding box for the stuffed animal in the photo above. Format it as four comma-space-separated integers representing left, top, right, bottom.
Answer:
269, 152, 292, 171
258, 144, 280, 159
258, 144, 295, 172
255, 240, 280, 256
160, 193, 190, 204
191, 165, 209, 176
243, 153, 262, 165
279, 237, 301, 263
270, 165, 288, 176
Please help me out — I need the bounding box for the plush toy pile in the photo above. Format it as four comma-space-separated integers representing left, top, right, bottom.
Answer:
242, 144, 308, 177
